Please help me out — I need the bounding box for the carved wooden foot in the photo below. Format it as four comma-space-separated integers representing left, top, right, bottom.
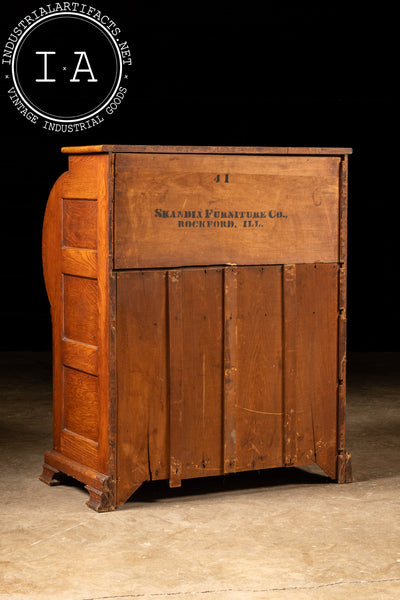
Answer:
85, 482, 115, 512
39, 462, 65, 486
39, 451, 118, 510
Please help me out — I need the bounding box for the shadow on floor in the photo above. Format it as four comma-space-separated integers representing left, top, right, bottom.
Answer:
1, 351, 399, 506
124, 466, 332, 505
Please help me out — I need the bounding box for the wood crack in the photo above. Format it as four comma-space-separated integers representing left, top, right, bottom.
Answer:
81, 576, 400, 598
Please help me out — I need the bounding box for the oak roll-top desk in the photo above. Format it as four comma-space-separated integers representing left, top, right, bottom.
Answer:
40, 145, 352, 511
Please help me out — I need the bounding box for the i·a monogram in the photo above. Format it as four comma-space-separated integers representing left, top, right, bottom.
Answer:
35, 50, 98, 82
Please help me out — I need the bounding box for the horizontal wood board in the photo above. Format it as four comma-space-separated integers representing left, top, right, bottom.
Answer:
61, 145, 352, 155
114, 153, 340, 269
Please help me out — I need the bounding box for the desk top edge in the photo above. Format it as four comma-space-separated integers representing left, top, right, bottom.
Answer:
61, 145, 353, 156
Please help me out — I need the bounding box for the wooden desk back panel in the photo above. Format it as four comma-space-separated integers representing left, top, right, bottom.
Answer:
114, 153, 340, 268
115, 263, 340, 505
40, 146, 352, 511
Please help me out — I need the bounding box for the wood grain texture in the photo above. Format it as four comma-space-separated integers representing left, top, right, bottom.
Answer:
41, 152, 113, 497
62, 199, 97, 249
167, 270, 184, 487
294, 264, 339, 479
63, 366, 99, 442
114, 153, 340, 269
223, 267, 238, 473
40, 450, 114, 511
41, 146, 351, 511
115, 265, 342, 488
235, 266, 283, 471
337, 156, 350, 475
61, 338, 98, 376
168, 268, 224, 482
61, 145, 352, 156
61, 248, 97, 279
63, 275, 99, 345
116, 270, 168, 505
283, 264, 297, 467
59, 428, 99, 471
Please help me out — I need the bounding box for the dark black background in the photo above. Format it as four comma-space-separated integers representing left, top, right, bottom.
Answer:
0, 3, 397, 351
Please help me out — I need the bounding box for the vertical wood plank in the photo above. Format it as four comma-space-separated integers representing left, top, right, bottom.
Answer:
168, 270, 184, 487
337, 155, 350, 475
339, 155, 349, 265
116, 270, 168, 505
108, 268, 117, 493
338, 264, 347, 395
295, 264, 339, 479
167, 268, 223, 483
282, 264, 297, 466
223, 267, 238, 473
180, 269, 223, 478
234, 266, 283, 471
338, 311, 347, 453
95, 154, 113, 476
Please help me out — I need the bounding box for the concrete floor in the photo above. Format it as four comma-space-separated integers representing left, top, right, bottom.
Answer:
1, 352, 399, 600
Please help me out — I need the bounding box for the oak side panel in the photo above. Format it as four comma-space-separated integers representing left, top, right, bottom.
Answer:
42, 153, 113, 488
65, 154, 111, 476
235, 266, 283, 471
114, 153, 340, 269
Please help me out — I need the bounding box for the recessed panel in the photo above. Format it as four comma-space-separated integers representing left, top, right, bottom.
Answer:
63, 199, 97, 249
63, 366, 99, 442
63, 274, 98, 345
